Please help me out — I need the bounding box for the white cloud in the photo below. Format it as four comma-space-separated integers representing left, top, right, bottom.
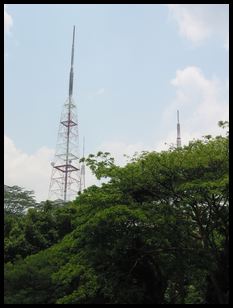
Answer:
4, 135, 54, 201
4, 135, 102, 201
166, 4, 229, 48
4, 4, 13, 34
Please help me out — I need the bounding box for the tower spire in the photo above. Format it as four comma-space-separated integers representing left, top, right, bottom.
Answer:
69, 25, 75, 98
176, 110, 181, 148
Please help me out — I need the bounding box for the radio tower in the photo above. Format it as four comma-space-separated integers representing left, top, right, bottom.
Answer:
176, 110, 181, 148
49, 26, 80, 202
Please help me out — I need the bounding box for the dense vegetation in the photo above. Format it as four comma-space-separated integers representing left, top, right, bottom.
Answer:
4, 122, 229, 304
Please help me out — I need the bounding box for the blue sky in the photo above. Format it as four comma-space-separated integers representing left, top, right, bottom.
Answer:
4, 4, 229, 200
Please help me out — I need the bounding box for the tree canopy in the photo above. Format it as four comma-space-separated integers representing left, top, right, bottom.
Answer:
4, 124, 229, 304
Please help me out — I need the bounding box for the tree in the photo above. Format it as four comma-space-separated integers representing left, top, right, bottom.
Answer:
82, 129, 228, 304
4, 185, 37, 215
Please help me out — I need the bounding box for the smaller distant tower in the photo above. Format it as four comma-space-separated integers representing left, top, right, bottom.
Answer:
79, 137, 86, 192
177, 110, 181, 148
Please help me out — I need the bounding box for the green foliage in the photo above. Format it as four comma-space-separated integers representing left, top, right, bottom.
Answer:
4, 250, 58, 304
85, 151, 118, 180
4, 125, 229, 304
4, 185, 37, 215
4, 200, 78, 263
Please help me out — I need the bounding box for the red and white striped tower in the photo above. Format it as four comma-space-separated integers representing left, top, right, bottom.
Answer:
49, 26, 80, 202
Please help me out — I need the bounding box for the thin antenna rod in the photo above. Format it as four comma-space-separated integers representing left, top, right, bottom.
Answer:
69, 25, 75, 98
71, 26, 75, 68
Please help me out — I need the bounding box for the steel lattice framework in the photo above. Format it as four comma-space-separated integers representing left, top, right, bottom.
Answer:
49, 26, 80, 202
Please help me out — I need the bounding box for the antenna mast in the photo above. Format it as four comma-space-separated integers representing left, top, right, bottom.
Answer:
49, 26, 80, 202
80, 136, 86, 192
176, 110, 181, 148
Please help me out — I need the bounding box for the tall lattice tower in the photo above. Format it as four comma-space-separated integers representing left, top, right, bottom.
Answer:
49, 26, 80, 202
176, 110, 181, 148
